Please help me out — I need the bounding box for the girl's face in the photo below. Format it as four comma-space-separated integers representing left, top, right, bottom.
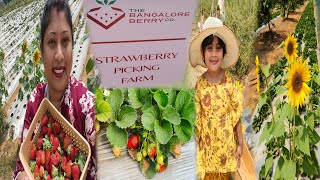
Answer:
42, 9, 72, 94
202, 36, 223, 73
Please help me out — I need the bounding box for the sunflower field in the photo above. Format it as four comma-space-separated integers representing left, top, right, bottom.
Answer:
253, 1, 320, 179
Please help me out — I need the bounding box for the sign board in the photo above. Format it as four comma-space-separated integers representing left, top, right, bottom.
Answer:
83, 0, 198, 88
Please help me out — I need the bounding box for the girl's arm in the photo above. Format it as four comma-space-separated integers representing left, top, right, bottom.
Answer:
234, 119, 243, 168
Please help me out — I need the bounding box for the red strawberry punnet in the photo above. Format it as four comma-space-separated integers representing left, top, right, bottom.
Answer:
34, 164, 39, 179
71, 163, 80, 180
39, 165, 44, 178
127, 134, 140, 149
68, 146, 76, 161
47, 126, 52, 136
61, 156, 67, 171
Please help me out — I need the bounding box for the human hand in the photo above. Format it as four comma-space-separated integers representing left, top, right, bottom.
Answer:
236, 144, 243, 168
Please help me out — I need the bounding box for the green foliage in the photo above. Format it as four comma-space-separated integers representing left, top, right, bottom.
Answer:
100, 88, 196, 179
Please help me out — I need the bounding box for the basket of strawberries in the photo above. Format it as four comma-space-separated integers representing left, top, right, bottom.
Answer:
19, 98, 91, 180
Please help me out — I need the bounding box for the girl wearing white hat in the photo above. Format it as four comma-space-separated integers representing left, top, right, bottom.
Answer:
190, 17, 243, 180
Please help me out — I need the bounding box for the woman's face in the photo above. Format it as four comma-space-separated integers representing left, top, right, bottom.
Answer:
42, 9, 72, 94
203, 36, 223, 73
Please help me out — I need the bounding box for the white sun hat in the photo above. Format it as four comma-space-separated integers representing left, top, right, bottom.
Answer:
189, 17, 239, 69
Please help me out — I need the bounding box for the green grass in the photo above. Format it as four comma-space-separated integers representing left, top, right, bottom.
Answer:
193, 0, 259, 78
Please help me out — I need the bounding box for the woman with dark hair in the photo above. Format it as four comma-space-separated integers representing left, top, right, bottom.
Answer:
13, 0, 97, 179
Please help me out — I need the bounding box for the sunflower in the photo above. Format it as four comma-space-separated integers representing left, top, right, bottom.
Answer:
22, 40, 28, 56
33, 49, 41, 65
255, 55, 260, 93
235, 80, 243, 92
285, 59, 311, 108
283, 34, 298, 63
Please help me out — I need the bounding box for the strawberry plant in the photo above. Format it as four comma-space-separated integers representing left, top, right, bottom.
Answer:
95, 88, 196, 178
29, 112, 87, 180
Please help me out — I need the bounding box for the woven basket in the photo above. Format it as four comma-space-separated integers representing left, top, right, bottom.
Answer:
19, 98, 91, 180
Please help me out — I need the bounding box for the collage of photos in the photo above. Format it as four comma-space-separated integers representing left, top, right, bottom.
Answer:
0, 0, 319, 179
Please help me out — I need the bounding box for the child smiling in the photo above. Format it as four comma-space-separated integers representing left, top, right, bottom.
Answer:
189, 17, 243, 180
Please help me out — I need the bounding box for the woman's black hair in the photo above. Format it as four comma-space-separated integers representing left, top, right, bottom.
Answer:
201, 34, 226, 61
40, 0, 73, 50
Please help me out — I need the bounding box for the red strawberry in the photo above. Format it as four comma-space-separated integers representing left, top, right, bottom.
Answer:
60, 130, 66, 139
127, 134, 140, 149
41, 126, 48, 136
65, 160, 72, 177
34, 164, 40, 178
47, 174, 52, 180
39, 165, 44, 177
61, 156, 67, 171
148, 146, 156, 158
36, 150, 45, 166
45, 149, 51, 169
37, 138, 43, 148
71, 163, 80, 180
68, 146, 76, 161
41, 114, 48, 125
52, 122, 61, 135
74, 146, 79, 157
51, 151, 60, 167
159, 164, 166, 172
52, 137, 59, 153
64, 178, 70, 180
30, 144, 37, 160
63, 135, 72, 151
49, 115, 54, 123
47, 126, 52, 136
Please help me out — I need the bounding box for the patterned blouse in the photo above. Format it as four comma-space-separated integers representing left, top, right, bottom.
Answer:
13, 76, 97, 180
195, 71, 243, 179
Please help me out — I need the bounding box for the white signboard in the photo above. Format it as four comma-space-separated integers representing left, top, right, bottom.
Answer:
84, 0, 198, 88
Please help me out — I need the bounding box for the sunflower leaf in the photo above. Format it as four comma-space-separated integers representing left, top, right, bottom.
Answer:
263, 63, 271, 78
258, 93, 267, 111
314, 74, 320, 86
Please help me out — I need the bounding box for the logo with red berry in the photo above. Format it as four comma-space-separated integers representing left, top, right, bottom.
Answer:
87, 0, 125, 30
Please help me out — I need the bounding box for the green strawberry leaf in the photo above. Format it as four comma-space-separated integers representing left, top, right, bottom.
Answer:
104, 0, 108, 5
128, 89, 142, 109
141, 100, 152, 112
153, 90, 168, 110
108, 89, 123, 121
160, 143, 171, 158
167, 89, 177, 106
141, 106, 158, 131
174, 119, 193, 143
106, 123, 128, 148
162, 105, 181, 125
175, 90, 191, 113
96, 101, 111, 122
116, 105, 137, 129
154, 120, 173, 145
180, 102, 196, 126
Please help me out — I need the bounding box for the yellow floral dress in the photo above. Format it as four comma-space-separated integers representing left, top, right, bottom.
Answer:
195, 71, 243, 179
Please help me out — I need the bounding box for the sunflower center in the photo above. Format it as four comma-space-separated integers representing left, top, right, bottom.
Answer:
292, 72, 302, 92
287, 41, 294, 55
